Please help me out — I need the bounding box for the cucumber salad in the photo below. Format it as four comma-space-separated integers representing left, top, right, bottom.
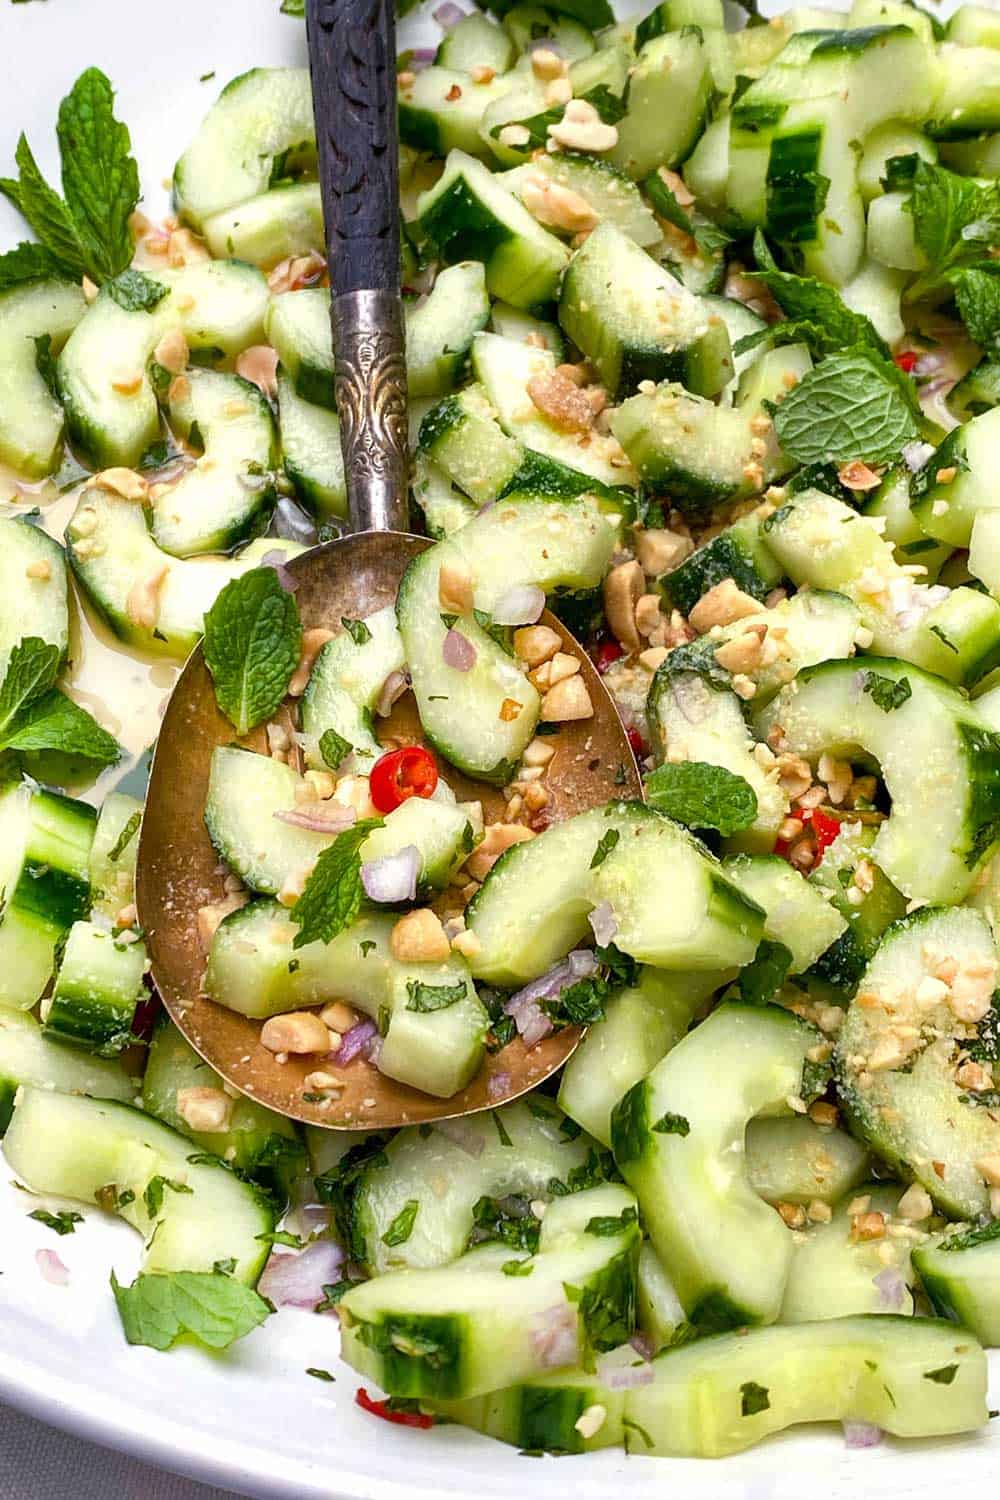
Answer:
8, 0, 1000, 1468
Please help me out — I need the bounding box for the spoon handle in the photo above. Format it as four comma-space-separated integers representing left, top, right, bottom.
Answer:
306, 0, 409, 534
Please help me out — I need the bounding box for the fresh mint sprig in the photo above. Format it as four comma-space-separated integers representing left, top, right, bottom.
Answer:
203, 568, 302, 738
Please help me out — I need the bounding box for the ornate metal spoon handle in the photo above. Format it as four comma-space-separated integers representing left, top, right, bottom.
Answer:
306, 0, 409, 533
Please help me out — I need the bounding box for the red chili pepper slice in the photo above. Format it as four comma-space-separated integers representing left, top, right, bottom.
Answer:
369, 745, 439, 814
355, 1388, 434, 1429
894, 351, 918, 373
774, 807, 842, 866
627, 726, 647, 759
593, 640, 624, 675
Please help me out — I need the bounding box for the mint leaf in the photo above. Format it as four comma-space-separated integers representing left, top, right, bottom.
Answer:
381, 1199, 420, 1246
57, 68, 140, 282
590, 828, 620, 869
923, 1363, 958, 1385
862, 671, 911, 712
34, 334, 59, 398
585, 1206, 637, 1236
541, 973, 609, 1027
10, 132, 87, 279
493, 84, 625, 151
746, 230, 887, 359
111, 1270, 272, 1351
952, 266, 1000, 354
290, 818, 384, 949
771, 346, 919, 466
652, 1111, 689, 1136
0, 636, 61, 737
143, 1174, 193, 1218
502, 1258, 534, 1276
0, 688, 119, 764
645, 760, 758, 836
319, 727, 352, 770
28, 1208, 83, 1235
741, 1381, 770, 1416
340, 617, 372, 646
0, 240, 66, 291
108, 811, 141, 862
203, 568, 302, 737
405, 978, 468, 1012
907, 159, 1000, 295
105, 269, 168, 313
737, 938, 793, 1005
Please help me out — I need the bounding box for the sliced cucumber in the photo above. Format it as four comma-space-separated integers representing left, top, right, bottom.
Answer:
416, 150, 569, 309
755, 656, 1000, 904
264, 287, 333, 408
807, 819, 907, 994
202, 182, 324, 268
862, 465, 951, 582
57, 260, 270, 470
836, 905, 1000, 1219
299, 605, 406, 771
3, 1087, 274, 1284
344, 1096, 604, 1273
914, 1221, 1000, 1345
467, 802, 765, 985
504, 4, 602, 57
948, 4, 1000, 48
400, 69, 517, 160
0, 278, 86, 478
781, 1184, 915, 1324
625, 1316, 986, 1456
66, 487, 302, 658
206, 903, 488, 1099
0, 519, 68, 679
40, 921, 146, 1057
610, 30, 715, 180
745, 1117, 870, 1208
928, 43, 1000, 140
435, 11, 516, 72
948, 358, 1000, 424
722, 855, 847, 973
417, 383, 524, 505
406, 262, 491, 398
435, 1350, 628, 1454
276, 370, 346, 520
151, 369, 277, 556
611, 1002, 820, 1328
0, 1009, 136, 1135
88, 792, 142, 925
857, 122, 937, 203
339, 1183, 640, 1400
712, 587, 862, 707
489, 300, 565, 360
912, 408, 1000, 549
412, 455, 478, 539
637, 1242, 687, 1352
501, 153, 660, 247
559, 220, 732, 400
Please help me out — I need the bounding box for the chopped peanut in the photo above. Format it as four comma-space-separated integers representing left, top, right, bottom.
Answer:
522, 737, 556, 768
153, 327, 190, 376
25, 560, 51, 581
514, 624, 562, 667
531, 46, 567, 80
520, 175, 597, 235
111, 371, 144, 396
289, 627, 336, 697
547, 651, 581, 686
777, 1202, 806, 1229
603, 560, 645, 652
714, 624, 766, 676
196, 893, 249, 950
332, 774, 378, 820
499, 697, 523, 723
125, 564, 169, 631
320, 1002, 363, 1033
438, 557, 475, 614
957, 1059, 994, 1091
808, 1100, 839, 1128
948, 956, 997, 1023
852, 1211, 886, 1241
390, 908, 452, 963
635, 527, 693, 576
465, 822, 535, 882
451, 928, 481, 959
541, 675, 593, 722
261, 1011, 331, 1054
634, 593, 663, 639
837, 460, 881, 492
94, 467, 150, 504
167, 227, 210, 267
639, 646, 669, 671
688, 578, 761, 634
526, 370, 595, 433
548, 98, 618, 154
896, 1183, 932, 1221
268, 251, 326, 295
977, 1153, 1000, 1187
235, 345, 279, 398
176, 1086, 233, 1133
470, 64, 496, 84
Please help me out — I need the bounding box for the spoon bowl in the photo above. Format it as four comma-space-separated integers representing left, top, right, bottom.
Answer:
136, 531, 640, 1129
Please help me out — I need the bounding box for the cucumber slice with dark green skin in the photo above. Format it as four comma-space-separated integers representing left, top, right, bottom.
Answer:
781, 1184, 915, 1324
142, 1015, 301, 1194
559, 220, 732, 400
201, 183, 323, 269
412, 456, 478, 540
637, 1242, 687, 1352
417, 385, 524, 506
914, 1220, 1000, 1344
0, 1009, 136, 1136
807, 821, 908, 995
609, 30, 715, 181
467, 803, 765, 986
400, 70, 518, 160
502, 0, 611, 37
722, 854, 846, 972
635, 0, 724, 49
658, 513, 783, 616
40, 921, 146, 1057
435, 11, 516, 73
502, 154, 660, 247
927, 42, 1000, 139
207, 903, 488, 1099
0, 278, 86, 479
173, 67, 316, 228
558, 966, 724, 1145
744, 1117, 870, 1207
299, 604, 405, 771
755, 656, 1000, 904
405, 262, 491, 398
911, 408, 1000, 549
700, 587, 861, 708
277, 371, 346, 519
489, 301, 564, 361
0, 519, 68, 679
611, 1003, 822, 1329
862, 465, 951, 582
435, 1353, 628, 1454
3, 1087, 275, 1285
835, 905, 1000, 1219
344, 1096, 605, 1273
0, 782, 94, 1013
88, 793, 142, 926
948, 4, 1000, 48
416, 150, 569, 308
339, 1184, 640, 1401
948, 357, 1000, 424
152, 369, 278, 557
625, 1316, 987, 1456
265, 288, 334, 409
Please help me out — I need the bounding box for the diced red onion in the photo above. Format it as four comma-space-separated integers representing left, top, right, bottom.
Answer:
258, 1239, 344, 1309
872, 1267, 906, 1310
273, 805, 357, 834
843, 1421, 883, 1449
337, 1018, 378, 1065
433, 0, 466, 26
365, 1034, 383, 1068
36, 1248, 69, 1286
442, 629, 476, 672
598, 1355, 654, 1390
914, 350, 947, 378
260, 550, 299, 593
588, 901, 618, 948
491, 584, 545, 628
273, 496, 319, 545
901, 440, 934, 474
505, 949, 598, 1047
567, 950, 598, 978
361, 845, 420, 904
532, 1302, 579, 1370
487, 1070, 512, 1101
376, 668, 411, 718
528, 36, 566, 54
409, 48, 437, 72
629, 1331, 655, 1362
435, 1117, 486, 1157
672, 673, 713, 726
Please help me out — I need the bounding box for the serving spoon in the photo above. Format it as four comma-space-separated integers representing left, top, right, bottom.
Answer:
134, 0, 640, 1130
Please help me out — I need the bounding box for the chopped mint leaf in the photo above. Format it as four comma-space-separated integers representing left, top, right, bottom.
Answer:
143, 1175, 193, 1218
3, 132, 86, 280
502, 1258, 534, 1276
559, 1115, 582, 1141
306, 1367, 335, 1381
487, 1014, 517, 1053
862, 671, 912, 712
590, 828, 620, 869
111, 1269, 272, 1351
56, 68, 140, 282
33, 333, 59, 398
907, 159, 1000, 300
771, 346, 920, 466
381, 1199, 420, 1247
473, 608, 514, 656
645, 760, 758, 836
319, 726, 352, 770
737, 938, 793, 1006
585, 1206, 637, 1236
652, 1111, 690, 1136
470, 1195, 540, 1254
747, 230, 887, 359
341, 617, 372, 646
212, 1257, 236, 1275
405, 978, 468, 1013
0, 636, 61, 737
493, 1111, 514, 1148
255, 1229, 305, 1249
0, 683, 119, 765
952, 266, 1000, 354
439, 613, 459, 631
0, 240, 66, 291
360, 939, 376, 957
924, 1364, 958, 1385
280, 0, 305, 12
203, 567, 302, 737
199, 71, 217, 83
107, 810, 141, 862
623, 1416, 654, 1450
741, 1381, 770, 1416
541, 974, 608, 1027
290, 818, 384, 949
314, 1278, 360, 1311
105, 269, 168, 313
28, 1208, 83, 1236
